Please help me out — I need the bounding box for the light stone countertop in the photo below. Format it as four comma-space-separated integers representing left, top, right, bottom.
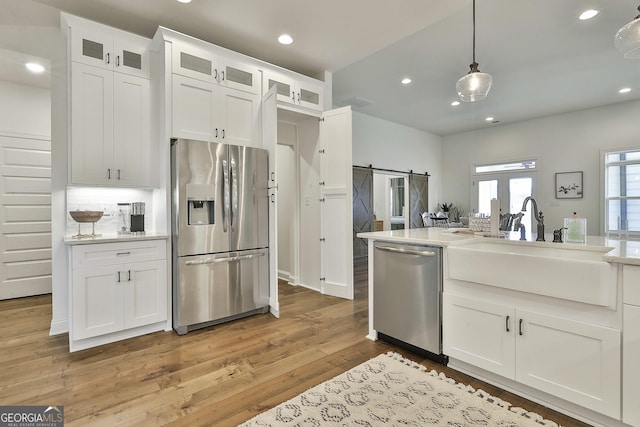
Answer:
357, 228, 640, 266
64, 232, 169, 245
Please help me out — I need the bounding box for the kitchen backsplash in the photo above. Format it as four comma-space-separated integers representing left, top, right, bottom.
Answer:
66, 187, 154, 237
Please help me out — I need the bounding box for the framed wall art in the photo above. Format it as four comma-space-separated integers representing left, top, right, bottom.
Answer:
555, 171, 583, 199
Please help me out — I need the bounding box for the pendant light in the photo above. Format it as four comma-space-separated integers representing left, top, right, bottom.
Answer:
615, 4, 640, 59
456, 0, 492, 102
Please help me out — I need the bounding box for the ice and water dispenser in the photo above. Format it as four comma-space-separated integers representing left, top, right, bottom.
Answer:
186, 184, 216, 226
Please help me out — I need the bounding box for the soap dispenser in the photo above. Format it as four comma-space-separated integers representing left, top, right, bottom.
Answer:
564, 212, 586, 243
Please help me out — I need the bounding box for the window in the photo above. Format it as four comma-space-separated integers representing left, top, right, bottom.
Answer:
604, 149, 640, 237
473, 160, 538, 231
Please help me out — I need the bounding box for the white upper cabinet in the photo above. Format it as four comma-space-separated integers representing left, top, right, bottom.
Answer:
171, 40, 261, 94
71, 25, 150, 78
70, 60, 152, 187
64, 14, 154, 187
172, 74, 260, 146
264, 70, 324, 112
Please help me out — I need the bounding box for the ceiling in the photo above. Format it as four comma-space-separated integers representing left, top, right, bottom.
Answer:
2, 0, 640, 135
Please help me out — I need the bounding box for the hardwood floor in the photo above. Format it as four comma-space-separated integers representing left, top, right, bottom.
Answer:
0, 259, 591, 426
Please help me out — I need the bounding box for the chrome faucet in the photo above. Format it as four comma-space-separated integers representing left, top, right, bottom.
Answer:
521, 196, 545, 241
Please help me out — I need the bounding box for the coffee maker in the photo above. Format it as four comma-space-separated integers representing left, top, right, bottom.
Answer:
130, 202, 145, 235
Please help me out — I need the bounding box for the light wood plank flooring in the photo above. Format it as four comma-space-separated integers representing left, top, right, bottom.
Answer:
0, 259, 591, 426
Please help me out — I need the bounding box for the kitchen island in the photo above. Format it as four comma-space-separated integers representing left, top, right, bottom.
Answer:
358, 228, 640, 427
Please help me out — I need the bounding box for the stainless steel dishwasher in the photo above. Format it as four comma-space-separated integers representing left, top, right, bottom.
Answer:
373, 241, 446, 363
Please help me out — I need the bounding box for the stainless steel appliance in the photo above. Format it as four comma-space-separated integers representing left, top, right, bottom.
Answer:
373, 241, 447, 363
130, 202, 145, 234
171, 138, 269, 335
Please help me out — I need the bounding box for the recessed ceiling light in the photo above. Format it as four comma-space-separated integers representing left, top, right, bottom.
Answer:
278, 34, 293, 45
451, 101, 460, 106
176, 0, 192, 3
579, 9, 599, 20
485, 116, 494, 122
401, 78, 412, 85
619, 87, 632, 94
25, 62, 45, 73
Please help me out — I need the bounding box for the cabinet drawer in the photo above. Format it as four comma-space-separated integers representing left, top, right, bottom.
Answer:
623, 265, 640, 306
71, 239, 166, 269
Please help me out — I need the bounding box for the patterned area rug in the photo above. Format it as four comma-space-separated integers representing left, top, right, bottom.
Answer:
240, 351, 560, 426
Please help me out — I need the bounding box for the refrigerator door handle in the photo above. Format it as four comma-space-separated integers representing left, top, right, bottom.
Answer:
230, 158, 238, 229
184, 251, 266, 266
222, 159, 229, 232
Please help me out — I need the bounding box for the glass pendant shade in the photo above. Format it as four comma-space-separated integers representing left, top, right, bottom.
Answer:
456, 66, 493, 102
615, 16, 640, 59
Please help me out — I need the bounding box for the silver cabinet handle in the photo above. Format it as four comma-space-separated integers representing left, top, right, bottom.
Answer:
185, 252, 265, 266
106, 52, 110, 65
506, 315, 510, 332
116, 55, 120, 67
107, 168, 111, 179
117, 271, 121, 282
128, 270, 131, 282
375, 245, 436, 257
116, 251, 131, 256
519, 319, 524, 336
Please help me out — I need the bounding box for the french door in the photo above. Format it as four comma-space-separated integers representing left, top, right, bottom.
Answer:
472, 172, 537, 230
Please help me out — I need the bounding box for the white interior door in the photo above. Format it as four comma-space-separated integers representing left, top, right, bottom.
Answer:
319, 106, 353, 299
0, 134, 52, 299
262, 86, 279, 317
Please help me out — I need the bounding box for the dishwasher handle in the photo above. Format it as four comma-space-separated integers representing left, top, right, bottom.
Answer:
375, 245, 437, 257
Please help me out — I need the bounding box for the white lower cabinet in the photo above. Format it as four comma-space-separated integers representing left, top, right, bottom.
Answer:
623, 265, 640, 426
69, 240, 167, 350
443, 293, 621, 419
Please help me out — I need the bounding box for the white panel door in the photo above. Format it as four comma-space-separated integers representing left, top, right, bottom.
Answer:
172, 74, 216, 140
262, 86, 279, 317
0, 135, 51, 299
219, 87, 260, 147
72, 265, 124, 340
123, 260, 167, 329
71, 62, 114, 185
319, 106, 353, 299
516, 309, 621, 419
113, 72, 151, 187
443, 293, 516, 378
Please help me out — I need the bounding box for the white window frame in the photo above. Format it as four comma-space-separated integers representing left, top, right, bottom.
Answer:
602, 148, 640, 238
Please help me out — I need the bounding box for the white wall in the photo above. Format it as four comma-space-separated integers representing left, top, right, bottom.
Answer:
442, 99, 640, 236
352, 111, 443, 213
0, 81, 50, 136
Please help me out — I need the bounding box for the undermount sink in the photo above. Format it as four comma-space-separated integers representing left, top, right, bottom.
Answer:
446, 239, 616, 306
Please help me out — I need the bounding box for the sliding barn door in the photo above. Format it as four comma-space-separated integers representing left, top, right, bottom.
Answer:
409, 173, 429, 228
352, 167, 373, 259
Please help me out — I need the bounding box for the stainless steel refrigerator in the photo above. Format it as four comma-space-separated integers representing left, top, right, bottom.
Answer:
171, 138, 269, 335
